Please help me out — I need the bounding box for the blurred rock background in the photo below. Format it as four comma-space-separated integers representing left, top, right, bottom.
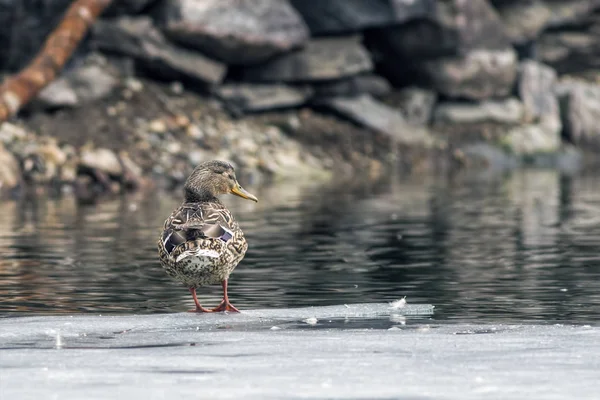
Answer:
1, 0, 599, 195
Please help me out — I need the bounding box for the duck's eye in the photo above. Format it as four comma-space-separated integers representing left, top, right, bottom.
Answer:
228, 174, 235, 180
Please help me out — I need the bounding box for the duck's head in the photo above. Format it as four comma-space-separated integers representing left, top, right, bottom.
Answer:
184, 160, 258, 203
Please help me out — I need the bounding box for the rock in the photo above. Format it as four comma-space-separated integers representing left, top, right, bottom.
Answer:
35, 64, 119, 109
493, 0, 600, 44
391, 87, 438, 126
289, 0, 436, 35
158, 0, 309, 65
105, 0, 159, 15
423, 48, 518, 100
148, 119, 168, 134
312, 75, 392, 98
242, 36, 373, 82
556, 80, 600, 148
0, 122, 28, 144
368, 0, 511, 61
503, 122, 561, 155
18, 137, 68, 184
70, 64, 119, 103
35, 79, 79, 109
537, 20, 600, 75
80, 147, 123, 176
214, 84, 313, 114
457, 143, 519, 171
321, 94, 431, 145
517, 61, 560, 124
92, 16, 226, 84
0, 143, 20, 190
58, 144, 78, 183
118, 151, 143, 187
0, 0, 73, 70
434, 98, 524, 125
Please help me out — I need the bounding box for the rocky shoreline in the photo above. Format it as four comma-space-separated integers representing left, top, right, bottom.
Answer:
1, 0, 600, 195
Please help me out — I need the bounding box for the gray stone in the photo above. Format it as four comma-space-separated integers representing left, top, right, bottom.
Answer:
393, 87, 438, 126
458, 143, 519, 171
158, 0, 309, 65
556, 80, 600, 148
69, 64, 119, 103
15, 137, 68, 184
537, 25, 600, 75
368, 0, 511, 62
512, 61, 563, 154
289, 0, 437, 35
214, 84, 313, 114
503, 122, 562, 155
242, 36, 373, 83
92, 16, 226, 84
35, 79, 79, 109
80, 147, 123, 176
434, 98, 524, 125
106, 0, 159, 15
423, 48, 518, 100
312, 75, 392, 98
517, 60, 560, 124
0, 142, 20, 190
321, 94, 430, 145
494, 0, 600, 44
35, 62, 119, 109
0, 122, 28, 144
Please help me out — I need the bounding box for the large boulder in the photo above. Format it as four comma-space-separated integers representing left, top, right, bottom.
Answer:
493, 0, 600, 44
320, 94, 431, 145
537, 18, 600, 75
517, 60, 560, 124
34, 61, 119, 110
503, 122, 561, 155
368, 0, 515, 92
214, 84, 313, 114
91, 16, 226, 85
423, 48, 518, 100
242, 36, 373, 82
390, 87, 438, 127
289, 0, 436, 35
510, 60, 563, 155
368, 0, 511, 61
157, 0, 309, 65
105, 0, 159, 15
434, 98, 525, 125
556, 80, 600, 148
312, 74, 392, 99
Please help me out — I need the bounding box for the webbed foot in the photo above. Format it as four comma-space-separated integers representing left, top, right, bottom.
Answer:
211, 301, 240, 313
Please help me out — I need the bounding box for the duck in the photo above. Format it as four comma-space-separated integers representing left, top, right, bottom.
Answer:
157, 160, 258, 313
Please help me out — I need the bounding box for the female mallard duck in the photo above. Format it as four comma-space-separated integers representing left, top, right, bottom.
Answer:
158, 160, 258, 312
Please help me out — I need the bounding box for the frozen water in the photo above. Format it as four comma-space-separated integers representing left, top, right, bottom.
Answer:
0, 303, 434, 343
1, 303, 599, 400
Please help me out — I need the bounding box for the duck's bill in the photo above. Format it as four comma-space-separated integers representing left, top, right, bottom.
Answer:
231, 184, 258, 202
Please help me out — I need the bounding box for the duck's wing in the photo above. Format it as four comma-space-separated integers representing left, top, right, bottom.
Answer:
161, 202, 236, 256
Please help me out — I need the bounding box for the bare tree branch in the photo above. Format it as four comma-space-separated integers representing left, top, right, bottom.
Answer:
0, 0, 113, 122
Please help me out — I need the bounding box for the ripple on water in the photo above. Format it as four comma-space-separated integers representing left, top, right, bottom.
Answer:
1, 170, 600, 323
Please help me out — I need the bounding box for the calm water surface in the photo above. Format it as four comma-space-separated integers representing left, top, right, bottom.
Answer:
1, 169, 600, 324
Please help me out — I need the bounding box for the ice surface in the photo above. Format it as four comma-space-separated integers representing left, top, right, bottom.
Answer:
1, 303, 599, 400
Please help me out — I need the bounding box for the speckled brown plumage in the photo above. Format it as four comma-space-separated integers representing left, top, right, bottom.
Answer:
158, 200, 248, 288
157, 160, 257, 313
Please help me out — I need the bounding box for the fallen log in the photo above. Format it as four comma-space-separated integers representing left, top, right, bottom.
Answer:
0, 0, 113, 122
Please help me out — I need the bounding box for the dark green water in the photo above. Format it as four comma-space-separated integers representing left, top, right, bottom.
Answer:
1, 169, 600, 323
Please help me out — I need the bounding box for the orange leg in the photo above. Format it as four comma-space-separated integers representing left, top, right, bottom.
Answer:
188, 287, 213, 313
212, 279, 240, 312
